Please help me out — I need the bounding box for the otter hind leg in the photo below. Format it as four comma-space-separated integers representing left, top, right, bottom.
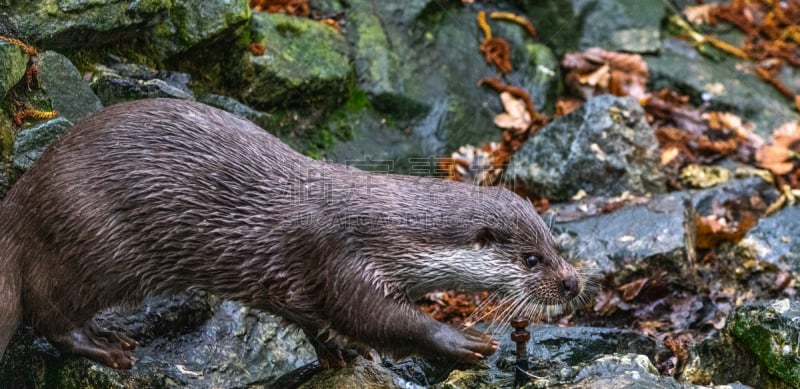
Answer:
305, 331, 375, 368
47, 320, 138, 369
304, 329, 346, 368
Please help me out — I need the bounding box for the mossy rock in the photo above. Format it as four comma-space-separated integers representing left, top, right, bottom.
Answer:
242, 12, 352, 111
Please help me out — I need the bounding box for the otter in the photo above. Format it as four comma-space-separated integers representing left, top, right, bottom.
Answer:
0, 98, 582, 369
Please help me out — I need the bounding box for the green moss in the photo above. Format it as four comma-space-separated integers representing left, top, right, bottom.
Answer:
729, 302, 800, 387
343, 89, 370, 112
243, 12, 351, 110
65, 37, 164, 75
0, 112, 14, 189
302, 88, 370, 159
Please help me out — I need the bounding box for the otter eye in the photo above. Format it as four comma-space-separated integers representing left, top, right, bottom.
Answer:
526, 254, 542, 268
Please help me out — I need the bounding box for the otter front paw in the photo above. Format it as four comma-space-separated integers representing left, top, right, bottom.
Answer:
430, 325, 499, 364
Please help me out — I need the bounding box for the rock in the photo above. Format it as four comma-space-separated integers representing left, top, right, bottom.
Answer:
90, 60, 195, 106
562, 353, 702, 388
0, 112, 14, 197
12, 117, 73, 173
325, 107, 425, 173
516, 0, 665, 55
728, 300, 800, 387
329, 1, 563, 172
38, 51, 103, 122
346, 4, 428, 121
689, 175, 779, 219
298, 357, 403, 389
4, 0, 170, 49
242, 12, 351, 111
0, 41, 28, 98
737, 204, 800, 273
4, 0, 248, 62
506, 95, 665, 202
150, 0, 250, 58
646, 39, 800, 137
443, 324, 677, 388
552, 177, 778, 282
689, 176, 780, 275
522, 42, 562, 114
197, 93, 340, 157
0, 295, 316, 388
198, 93, 276, 130
682, 299, 800, 388
553, 192, 689, 282
526, 325, 658, 365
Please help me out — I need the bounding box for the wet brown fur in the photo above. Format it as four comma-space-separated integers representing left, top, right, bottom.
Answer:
0, 98, 581, 368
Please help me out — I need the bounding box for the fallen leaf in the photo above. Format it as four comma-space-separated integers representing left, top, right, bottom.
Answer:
618, 278, 648, 302
494, 92, 532, 132
683, 4, 718, 25
661, 147, 680, 166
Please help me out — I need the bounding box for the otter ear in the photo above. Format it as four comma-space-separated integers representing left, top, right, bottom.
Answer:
472, 228, 497, 250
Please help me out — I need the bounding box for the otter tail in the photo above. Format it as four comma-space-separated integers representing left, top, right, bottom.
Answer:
0, 246, 22, 359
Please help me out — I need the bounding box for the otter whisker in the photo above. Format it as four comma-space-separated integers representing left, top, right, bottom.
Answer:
465, 290, 503, 324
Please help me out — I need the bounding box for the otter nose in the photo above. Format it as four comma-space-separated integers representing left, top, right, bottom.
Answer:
563, 276, 580, 299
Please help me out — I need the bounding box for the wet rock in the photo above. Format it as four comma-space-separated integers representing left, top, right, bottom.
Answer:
526, 325, 657, 365
198, 93, 276, 130
325, 108, 426, 174
38, 51, 103, 122
0, 295, 316, 388
298, 357, 403, 389
556, 353, 701, 388
737, 204, 800, 273
443, 324, 670, 388
523, 43, 562, 114
689, 176, 780, 274
150, 0, 250, 58
506, 95, 665, 202
552, 192, 689, 282
0, 112, 14, 196
242, 12, 351, 111
197, 92, 341, 157
0, 41, 28, 97
646, 39, 800, 137
90, 60, 195, 105
12, 117, 72, 173
682, 299, 800, 388
728, 299, 800, 387
4, 0, 170, 49
331, 1, 563, 172
516, 0, 665, 55
4, 0, 248, 61
346, 4, 427, 121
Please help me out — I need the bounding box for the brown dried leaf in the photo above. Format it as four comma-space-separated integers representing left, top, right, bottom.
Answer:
661, 147, 681, 166
695, 212, 759, 249
618, 278, 648, 302
577, 63, 610, 88
593, 289, 619, 316
562, 48, 649, 99
250, 0, 309, 16
480, 37, 512, 74
772, 121, 800, 148
494, 92, 532, 132
555, 97, 583, 117
755, 121, 800, 175
684, 4, 718, 25
704, 111, 762, 147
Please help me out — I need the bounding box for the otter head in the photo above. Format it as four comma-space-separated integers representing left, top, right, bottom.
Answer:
365, 181, 583, 312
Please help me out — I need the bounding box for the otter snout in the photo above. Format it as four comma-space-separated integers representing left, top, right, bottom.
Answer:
563, 276, 580, 300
